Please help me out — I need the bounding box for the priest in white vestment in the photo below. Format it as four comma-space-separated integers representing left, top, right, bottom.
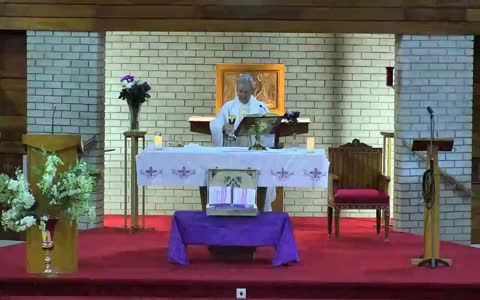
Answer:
210, 73, 277, 211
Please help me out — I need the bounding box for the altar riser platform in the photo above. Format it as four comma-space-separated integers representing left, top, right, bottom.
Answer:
0, 215, 479, 300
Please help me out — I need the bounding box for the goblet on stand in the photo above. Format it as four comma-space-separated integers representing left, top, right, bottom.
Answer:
249, 120, 267, 151
41, 218, 58, 275
226, 116, 237, 142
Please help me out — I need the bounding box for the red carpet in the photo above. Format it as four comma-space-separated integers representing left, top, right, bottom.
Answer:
0, 215, 480, 299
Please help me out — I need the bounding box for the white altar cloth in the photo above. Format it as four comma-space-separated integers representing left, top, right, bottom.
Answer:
136, 144, 329, 188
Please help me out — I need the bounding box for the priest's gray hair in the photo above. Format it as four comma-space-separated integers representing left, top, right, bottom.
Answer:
236, 73, 254, 91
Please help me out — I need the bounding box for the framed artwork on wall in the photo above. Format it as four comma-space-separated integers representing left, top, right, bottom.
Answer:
215, 64, 285, 115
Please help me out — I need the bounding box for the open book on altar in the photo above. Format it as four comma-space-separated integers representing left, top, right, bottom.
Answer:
234, 113, 282, 137
208, 186, 256, 206
206, 169, 258, 216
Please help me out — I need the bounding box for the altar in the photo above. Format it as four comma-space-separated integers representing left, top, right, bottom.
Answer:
187, 115, 311, 212
137, 144, 328, 262
136, 144, 329, 189
168, 211, 300, 266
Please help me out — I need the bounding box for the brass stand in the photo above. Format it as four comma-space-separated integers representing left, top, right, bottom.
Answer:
379, 131, 394, 228
122, 131, 153, 232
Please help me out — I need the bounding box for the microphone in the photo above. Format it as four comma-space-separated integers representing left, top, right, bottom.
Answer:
51, 105, 57, 135
427, 106, 434, 115
259, 104, 267, 114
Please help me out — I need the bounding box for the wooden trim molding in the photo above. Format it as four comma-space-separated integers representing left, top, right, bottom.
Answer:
1, 1, 480, 33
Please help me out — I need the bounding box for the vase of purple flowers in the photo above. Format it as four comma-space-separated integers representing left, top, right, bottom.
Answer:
283, 111, 300, 149
118, 74, 151, 131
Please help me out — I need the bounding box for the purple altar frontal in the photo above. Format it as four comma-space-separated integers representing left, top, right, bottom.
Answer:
168, 211, 300, 266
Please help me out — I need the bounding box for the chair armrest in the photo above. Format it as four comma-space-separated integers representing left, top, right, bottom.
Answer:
330, 174, 340, 182
328, 173, 340, 200
377, 174, 390, 194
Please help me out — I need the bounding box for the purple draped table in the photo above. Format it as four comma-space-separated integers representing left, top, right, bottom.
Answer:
168, 211, 300, 267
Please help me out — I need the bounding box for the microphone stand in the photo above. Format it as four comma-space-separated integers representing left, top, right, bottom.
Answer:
259, 104, 268, 115
413, 106, 452, 268
51, 105, 57, 135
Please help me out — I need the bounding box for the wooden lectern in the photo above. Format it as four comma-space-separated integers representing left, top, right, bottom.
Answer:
410, 138, 454, 268
22, 134, 83, 274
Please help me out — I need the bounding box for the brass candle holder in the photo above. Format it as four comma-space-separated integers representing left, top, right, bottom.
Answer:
41, 218, 58, 275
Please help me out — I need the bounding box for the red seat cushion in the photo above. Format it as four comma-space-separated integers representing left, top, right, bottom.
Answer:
334, 189, 389, 204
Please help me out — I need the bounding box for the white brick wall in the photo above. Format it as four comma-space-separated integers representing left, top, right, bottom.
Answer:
27, 31, 106, 229
104, 32, 395, 217
23, 31, 474, 242
394, 35, 473, 243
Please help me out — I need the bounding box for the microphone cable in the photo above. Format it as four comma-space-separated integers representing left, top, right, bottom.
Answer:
422, 162, 435, 210
421, 106, 436, 209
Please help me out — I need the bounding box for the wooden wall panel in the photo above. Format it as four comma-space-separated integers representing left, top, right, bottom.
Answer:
472, 35, 480, 244
0, 80, 25, 116
472, 185, 480, 243
0, 30, 26, 162
1, 1, 480, 33
1, 0, 480, 8
2, 4, 97, 18
473, 35, 480, 159
0, 30, 27, 241
4, 18, 478, 34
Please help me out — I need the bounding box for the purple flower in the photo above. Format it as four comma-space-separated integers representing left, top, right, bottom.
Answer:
118, 76, 152, 105
283, 111, 300, 122
142, 82, 151, 92
283, 111, 300, 135
120, 74, 135, 82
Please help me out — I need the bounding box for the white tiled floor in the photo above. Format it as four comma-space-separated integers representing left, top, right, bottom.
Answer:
472, 244, 480, 248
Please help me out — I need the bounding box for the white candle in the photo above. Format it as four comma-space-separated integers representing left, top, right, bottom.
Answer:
154, 135, 163, 149
306, 137, 315, 153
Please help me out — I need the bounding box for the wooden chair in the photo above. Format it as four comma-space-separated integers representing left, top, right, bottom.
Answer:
328, 139, 390, 241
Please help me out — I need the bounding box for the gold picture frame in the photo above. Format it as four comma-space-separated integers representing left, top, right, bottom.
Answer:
215, 64, 285, 115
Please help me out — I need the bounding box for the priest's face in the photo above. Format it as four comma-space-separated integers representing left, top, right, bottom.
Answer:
236, 83, 253, 104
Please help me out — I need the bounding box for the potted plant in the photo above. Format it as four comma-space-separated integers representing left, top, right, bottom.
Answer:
0, 170, 46, 232
282, 111, 300, 148
0, 150, 97, 274
118, 74, 151, 131
35, 151, 97, 224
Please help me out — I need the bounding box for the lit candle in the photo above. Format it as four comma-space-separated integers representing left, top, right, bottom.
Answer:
306, 137, 315, 153
154, 135, 163, 149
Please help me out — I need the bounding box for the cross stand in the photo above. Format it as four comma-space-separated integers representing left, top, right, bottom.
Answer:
410, 110, 453, 268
